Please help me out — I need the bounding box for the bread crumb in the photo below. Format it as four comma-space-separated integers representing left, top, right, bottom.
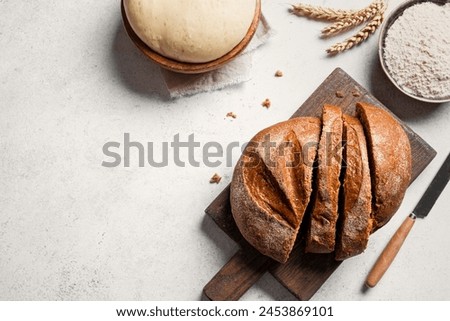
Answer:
275, 70, 283, 77
335, 91, 344, 98
210, 173, 222, 184
262, 98, 271, 108
352, 89, 361, 97
226, 112, 237, 119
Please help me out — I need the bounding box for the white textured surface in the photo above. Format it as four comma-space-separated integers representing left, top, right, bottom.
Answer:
0, 0, 449, 301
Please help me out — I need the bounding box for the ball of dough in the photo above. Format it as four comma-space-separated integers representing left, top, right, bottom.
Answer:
123, 0, 257, 63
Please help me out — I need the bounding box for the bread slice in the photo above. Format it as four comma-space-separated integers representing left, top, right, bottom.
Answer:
335, 115, 372, 260
356, 102, 412, 231
230, 117, 321, 263
306, 105, 343, 254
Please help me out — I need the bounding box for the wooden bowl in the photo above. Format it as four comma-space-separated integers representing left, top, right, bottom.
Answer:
121, 0, 262, 74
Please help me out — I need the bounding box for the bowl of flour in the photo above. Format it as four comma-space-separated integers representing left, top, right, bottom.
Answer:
379, 0, 450, 103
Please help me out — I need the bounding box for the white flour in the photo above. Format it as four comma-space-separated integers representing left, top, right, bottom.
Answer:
383, 2, 450, 100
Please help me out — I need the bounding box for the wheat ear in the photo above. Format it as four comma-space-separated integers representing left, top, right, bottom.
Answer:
321, 1, 384, 37
326, 13, 385, 55
291, 3, 358, 21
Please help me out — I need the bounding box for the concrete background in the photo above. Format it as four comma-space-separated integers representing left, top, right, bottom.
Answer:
1, 0, 449, 300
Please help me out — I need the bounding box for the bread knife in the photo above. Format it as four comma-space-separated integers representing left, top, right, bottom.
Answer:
366, 152, 450, 288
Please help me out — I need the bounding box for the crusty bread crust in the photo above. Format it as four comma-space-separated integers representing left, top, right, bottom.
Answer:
356, 102, 412, 231
231, 117, 321, 263
335, 115, 372, 260
306, 105, 343, 254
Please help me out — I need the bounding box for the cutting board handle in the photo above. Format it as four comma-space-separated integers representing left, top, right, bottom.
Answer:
203, 249, 271, 301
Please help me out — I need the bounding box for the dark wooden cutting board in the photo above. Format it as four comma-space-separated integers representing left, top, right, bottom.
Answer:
203, 68, 437, 301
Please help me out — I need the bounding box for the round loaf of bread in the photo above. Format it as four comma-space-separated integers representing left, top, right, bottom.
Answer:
231, 104, 412, 263
230, 117, 321, 263
123, 0, 258, 63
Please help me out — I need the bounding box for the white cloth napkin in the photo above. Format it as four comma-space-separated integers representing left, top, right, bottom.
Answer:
161, 15, 272, 98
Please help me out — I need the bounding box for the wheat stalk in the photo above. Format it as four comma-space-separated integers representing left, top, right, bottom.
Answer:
291, 3, 358, 21
326, 12, 385, 55
291, 1, 387, 55
321, 0, 385, 37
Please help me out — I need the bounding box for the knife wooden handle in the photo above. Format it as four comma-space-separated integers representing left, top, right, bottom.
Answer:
366, 214, 416, 288
203, 249, 271, 301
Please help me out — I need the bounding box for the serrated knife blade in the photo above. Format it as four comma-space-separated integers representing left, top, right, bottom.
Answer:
366, 152, 450, 288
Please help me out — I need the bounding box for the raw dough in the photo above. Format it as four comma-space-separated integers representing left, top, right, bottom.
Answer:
124, 0, 257, 63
